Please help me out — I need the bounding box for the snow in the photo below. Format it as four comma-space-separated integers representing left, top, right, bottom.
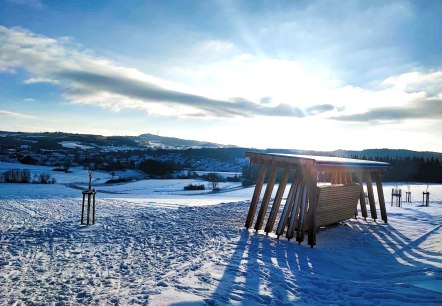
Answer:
0, 163, 441, 305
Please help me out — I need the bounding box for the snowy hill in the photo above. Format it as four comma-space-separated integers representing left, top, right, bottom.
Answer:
137, 133, 231, 149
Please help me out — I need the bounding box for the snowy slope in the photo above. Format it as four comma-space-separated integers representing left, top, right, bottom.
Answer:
0, 164, 441, 305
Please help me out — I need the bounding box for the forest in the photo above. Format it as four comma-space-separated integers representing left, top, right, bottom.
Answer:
358, 156, 442, 183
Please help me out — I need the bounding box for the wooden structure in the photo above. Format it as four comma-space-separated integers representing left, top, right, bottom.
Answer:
244, 152, 390, 247
391, 188, 402, 207
405, 191, 411, 202
81, 171, 96, 225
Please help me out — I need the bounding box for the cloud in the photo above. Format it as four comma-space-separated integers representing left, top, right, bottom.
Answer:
331, 98, 442, 122
24, 77, 59, 84
306, 104, 336, 115
259, 97, 272, 104
0, 110, 35, 119
0, 26, 306, 118
383, 71, 442, 97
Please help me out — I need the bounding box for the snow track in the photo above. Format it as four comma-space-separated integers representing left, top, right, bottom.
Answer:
1, 196, 441, 305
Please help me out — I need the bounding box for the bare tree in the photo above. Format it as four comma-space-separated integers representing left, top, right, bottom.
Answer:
206, 172, 222, 191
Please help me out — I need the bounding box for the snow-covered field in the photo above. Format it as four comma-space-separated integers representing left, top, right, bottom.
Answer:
0, 163, 441, 305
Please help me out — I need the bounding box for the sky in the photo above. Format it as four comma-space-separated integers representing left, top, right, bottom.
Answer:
0, 0, 441, 152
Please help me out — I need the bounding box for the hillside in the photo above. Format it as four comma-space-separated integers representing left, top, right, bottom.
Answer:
1, 131, 442, 181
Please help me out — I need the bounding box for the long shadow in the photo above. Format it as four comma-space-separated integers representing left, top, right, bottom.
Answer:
208, 230, 251, 304
205, 229, 319, 305
204, 215, 442, 305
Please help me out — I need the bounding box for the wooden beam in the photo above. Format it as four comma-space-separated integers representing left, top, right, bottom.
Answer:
275, 173, 299, 237
331, 172, 337, 184
307, 166, 318, 247
344, 172, 352, 184
286, 178, 304, 240
254, 162, 278, 231
355, 172, 368, 219
374, 171, 388, 223
340, 172, 346, 184
296, 177, 310, 243
265, 167, 290, 233
364, 172, 377, 220
81, 192, 86, 225
245, 163, 267, 228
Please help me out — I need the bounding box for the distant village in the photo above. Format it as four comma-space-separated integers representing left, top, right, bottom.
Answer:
0, 132, 249, 176
1, 131, 441, 183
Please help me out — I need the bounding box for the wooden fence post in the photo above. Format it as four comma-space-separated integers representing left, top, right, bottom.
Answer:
307, 165, 318, 247
276, 174, 300, 237
254, 162, 278, 231
365, 172, 377, 220
265, 167, 290, 233
245, 163, 267, 228
374, 172, 387, 223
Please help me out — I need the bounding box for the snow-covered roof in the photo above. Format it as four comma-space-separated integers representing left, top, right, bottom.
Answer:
246, 152, 390, 171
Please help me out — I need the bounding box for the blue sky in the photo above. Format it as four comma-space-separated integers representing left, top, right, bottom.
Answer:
0, 0, 441, 151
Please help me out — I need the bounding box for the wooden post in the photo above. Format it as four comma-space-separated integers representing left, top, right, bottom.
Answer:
342, 172, 348, 184
374, 172, 387, 223
348, 172, 354, 183
265, 167, 290, 233
86, 193, 91, 225
92, 189, 96, 225
254, 163, 278, 231
245, 163, 267, 228
355, 172, 368, 219
296, 177, 309, 243
331, 172, 338, 184
286, 178, 304, 240
81, 192, 86, 225
364, 172, 377, 220
423, 192, 430, 206
276, 174, 299, 237
406, 191, 411, 202
391, 188, 394, 207
307, 166, 318, 247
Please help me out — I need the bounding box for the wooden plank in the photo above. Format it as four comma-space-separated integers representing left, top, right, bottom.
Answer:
87, 193, 91, 225
254, 162, 278, 231
275, 173, 299, 237
245, 152, 391, 173
365, 172, 377, 220
286, 178, 304, 240
245, 163, 267, 228
307, 166, 318, 247
348, 172, 354, 183
92, 191, 96, 225
296, 177, 310, 243
265, 167, 290, 233
374, 171, 388, 223
343, 172, 348, 183
81, 192, 86, 225
355, 172, 368, 219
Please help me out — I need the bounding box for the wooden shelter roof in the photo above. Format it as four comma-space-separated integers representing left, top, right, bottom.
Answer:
245, 152, 390, 172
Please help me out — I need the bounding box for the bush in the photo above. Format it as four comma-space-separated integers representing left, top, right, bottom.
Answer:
1, 169, 31, 183
242, 179, 255, 187
226, 175, 241, 182
183, 184, 205, 191
34, 173, 56, 184
19, 155, 38, 165
105, 177, 133, 184
0, 169, 55, 184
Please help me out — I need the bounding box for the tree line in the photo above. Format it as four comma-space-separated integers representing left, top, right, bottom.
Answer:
355, 156, 442, 183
